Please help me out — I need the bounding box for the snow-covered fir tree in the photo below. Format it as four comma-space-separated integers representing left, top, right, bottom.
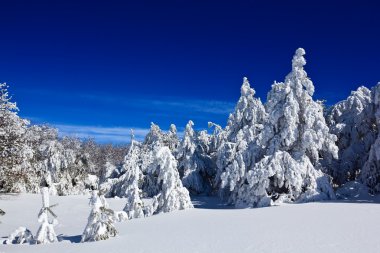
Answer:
208, 122, 226, 154
100, 124, 194, 216
81, 190, 117, 242
217, 77, 267, 203
360, 83, 380, 193
144, 122, 165, 146
327, 86, 377, 185
100, 123, 175, 199
236, 48, 338, 207
166, 124, 180, 153
178, 120, 201, 192
217, 132, 249, 201
195, 130, 216, 192
101, 132, 143, 199
177, 121, 215, 194
0, 83, 33, 193
148, 146, 193, 214
137, 123, 163, 197
224, 77, 267, 142
121, 137, 145, 219
143, 122, 179, 152
35, 187, 58, 244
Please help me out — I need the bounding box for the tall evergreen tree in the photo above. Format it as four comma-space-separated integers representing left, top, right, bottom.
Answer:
225, 77, 267, 142
217, 78, 267, 203
237, 48, 338, 207
178, 121, 215, 194
178, 120, 201, 192
360, 83, 380, 193
121, 138, 145, 219
166, 124, 180, 153
327, 86, 377, 185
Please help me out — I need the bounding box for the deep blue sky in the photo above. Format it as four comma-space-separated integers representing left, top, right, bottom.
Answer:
0, 0, 379, 142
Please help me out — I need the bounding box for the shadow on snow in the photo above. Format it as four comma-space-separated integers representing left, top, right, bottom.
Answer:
58, 234, 82, 243
190, 195, 234, 210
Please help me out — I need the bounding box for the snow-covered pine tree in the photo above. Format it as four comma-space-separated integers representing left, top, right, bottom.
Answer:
149, 146, 193, 214
144, 122, 180, 152
100, 123, 182, 198
0, 83, 33, 193
178, 120, 201, 191
81, 190, 117, 242
195, 130, 216, 192
327, 86, 377, 185
360, 83, 380, 193
121, 137, 145, 219
165, 124, 180, 154
144, 122, 164, 146
237, 48, 338, 207
139, 123, 168, 197
224, 77, 267, 143
102, 132, 143, 198
35, 187, 58, 244
100, 126, 152, 199
177, 121, 215, 194
208, 122, 226, 154
217, 78, 266, 203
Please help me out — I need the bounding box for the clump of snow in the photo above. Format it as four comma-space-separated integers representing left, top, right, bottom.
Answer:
112, 211, 129, 222
5, 227, 34, 245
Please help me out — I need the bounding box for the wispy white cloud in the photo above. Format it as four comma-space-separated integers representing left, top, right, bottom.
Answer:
54, 124, 150, 143
53, 124, 185, 143
17, 88, 234, 143
136, 98, 235, 115
18, 88, 235, 115
80, 94, 235, 115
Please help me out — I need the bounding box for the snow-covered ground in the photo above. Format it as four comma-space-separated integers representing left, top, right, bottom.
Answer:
1, 193, 380, 253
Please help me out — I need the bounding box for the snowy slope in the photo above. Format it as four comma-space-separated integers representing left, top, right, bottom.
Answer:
1, 194, 380, 253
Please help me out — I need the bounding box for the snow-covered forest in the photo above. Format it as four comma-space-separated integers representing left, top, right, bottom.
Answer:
1, 48, 380, 251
